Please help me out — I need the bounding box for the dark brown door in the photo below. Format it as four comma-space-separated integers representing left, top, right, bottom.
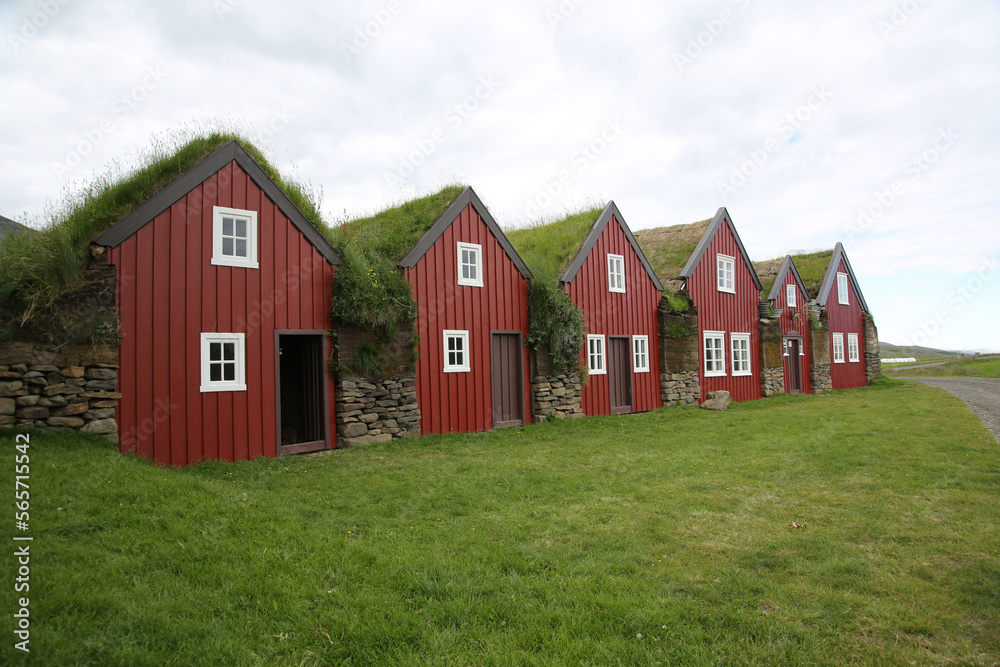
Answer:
608, 336, 633, 415
787, 339, 802, 394
491, 332, 524, 428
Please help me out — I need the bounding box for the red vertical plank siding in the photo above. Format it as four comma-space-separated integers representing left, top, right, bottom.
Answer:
826, 258, 866, 389
687, 223, 761, 403
105, 161, 335, 465
774, 270, 812, 394
567, 216, 662, 416
405, 203, 530, 435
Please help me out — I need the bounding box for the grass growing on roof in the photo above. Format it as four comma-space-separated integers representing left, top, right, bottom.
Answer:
4, 378, 999, 664
0, 132, 325, 342
788, 249, 834, 296
327, 185, 465, 333
507, 208, 601, 373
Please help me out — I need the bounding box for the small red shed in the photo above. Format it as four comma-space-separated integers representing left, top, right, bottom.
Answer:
765, 256, 813, 394
816, 243, 869, 389
399, 187, 533, 434
679, 208, 764, 403
93, 140, 341, 466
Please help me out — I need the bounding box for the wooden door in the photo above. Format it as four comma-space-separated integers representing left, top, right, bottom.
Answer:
787, 339, 802, 394
276, 331, 329, 455
491, 332, 524, 428
608, 336, 633, 415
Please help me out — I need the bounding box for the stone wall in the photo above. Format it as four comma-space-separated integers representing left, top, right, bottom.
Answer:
660, 371, 700, 406
658, 300, 701, 405
862, 311, 881, 383
335, 375, 420, 446
758, 316, 785, 398
809, 308, 832, 393
0, 361, 120, 442
531, 372, 583, 422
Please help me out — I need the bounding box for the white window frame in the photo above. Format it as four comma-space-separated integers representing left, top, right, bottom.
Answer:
632, 335, 649, 373
456, 242, 483, 288
607, 254, 625, 293
731, 333, 752, 376
716, 254, 735, 294
703, 331, 726, 377
786, 283, 797, 308
200, 333, 247, 392
443, 330, 470, 373
212, 206, 258, 269
847, 333, 860, 363
837, 272, 849, 305
832, 333, 845, 364
587, 334, 606, 375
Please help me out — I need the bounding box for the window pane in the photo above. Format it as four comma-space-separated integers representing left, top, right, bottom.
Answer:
222, 238, 234, 256
223, 343, 235, 361
223, 218, 233, 236
210, 363, 222, 382
235, 218, 246, 238
210, 342, 221, 361
224, 362, 235, 382
235, 239, 247, 257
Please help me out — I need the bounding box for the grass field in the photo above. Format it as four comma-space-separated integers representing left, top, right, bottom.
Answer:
2, 378, 999, 665
886, 355, 1000, 378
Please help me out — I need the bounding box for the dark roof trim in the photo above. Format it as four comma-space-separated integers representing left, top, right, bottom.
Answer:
679, 207, 763, 292
398, 186, 532, 279
766, 255, 810, 302
816, 242, 869, 311
93, 140, 340, 265
561, 200, 663, 291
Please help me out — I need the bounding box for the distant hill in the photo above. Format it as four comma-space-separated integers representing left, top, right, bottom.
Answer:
0, 215, 34, 244
879, 342, 962, 359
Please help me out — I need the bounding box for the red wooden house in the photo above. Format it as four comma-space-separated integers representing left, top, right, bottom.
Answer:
815, 242, 870, 389
678, 207, 764, 402
516, 201, 663, 415
764, 255, 813, 394
93, 140, 341, 466
399, 187, 533, 434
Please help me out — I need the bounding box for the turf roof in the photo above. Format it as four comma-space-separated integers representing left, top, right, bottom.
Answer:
632, 219, 712, 292
756, 249, 833, 297
505, 207, 604, 279
330, 185, 466, 263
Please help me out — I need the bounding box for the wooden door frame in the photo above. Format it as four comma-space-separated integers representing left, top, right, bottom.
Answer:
608, 335, 633, 415
274, 330, 330, 456
783, 334, 804, 395
490, 330, 525, 428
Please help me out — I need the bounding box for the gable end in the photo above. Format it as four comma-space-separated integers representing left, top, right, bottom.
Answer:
680, 207, 763, 291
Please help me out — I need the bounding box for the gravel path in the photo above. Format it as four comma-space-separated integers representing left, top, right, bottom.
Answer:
898, 377, 1000, 442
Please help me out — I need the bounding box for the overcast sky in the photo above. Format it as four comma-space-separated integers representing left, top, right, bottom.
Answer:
2, 0, 997, 352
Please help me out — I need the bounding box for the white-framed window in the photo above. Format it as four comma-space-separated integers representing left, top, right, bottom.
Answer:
731, 333, 752, 376
200, 333, 247, 392
212, 206, 258, 269
632, 335, 649, 373
832, 333, 845, 363
607, 254, 625, 293
587, 335, 606, 375
837, 272, 849, 305
717, 254, 735, 293
704, 331, 726, 377
786, 283, 797, 308
848, 333, 860, 363
443, 330, 470, 372
457, 242, 483, 287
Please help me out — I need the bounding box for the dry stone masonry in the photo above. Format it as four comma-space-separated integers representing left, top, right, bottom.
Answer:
531, 372, 583, 422
660, 371, 700, 406
335, 375, 420, 446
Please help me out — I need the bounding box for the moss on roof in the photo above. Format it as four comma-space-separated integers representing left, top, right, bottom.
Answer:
753, 258, 785, 297
788, 250, 834, 295
505, 207, 603, 279
632, 219, 712, 292
0, 132, 326, 342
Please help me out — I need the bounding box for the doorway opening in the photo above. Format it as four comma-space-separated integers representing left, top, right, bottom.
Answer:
276, 331, 328, 455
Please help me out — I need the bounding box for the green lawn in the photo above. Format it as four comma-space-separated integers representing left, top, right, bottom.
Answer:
886, 355, 1000, 378
2, 378, 999, 665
